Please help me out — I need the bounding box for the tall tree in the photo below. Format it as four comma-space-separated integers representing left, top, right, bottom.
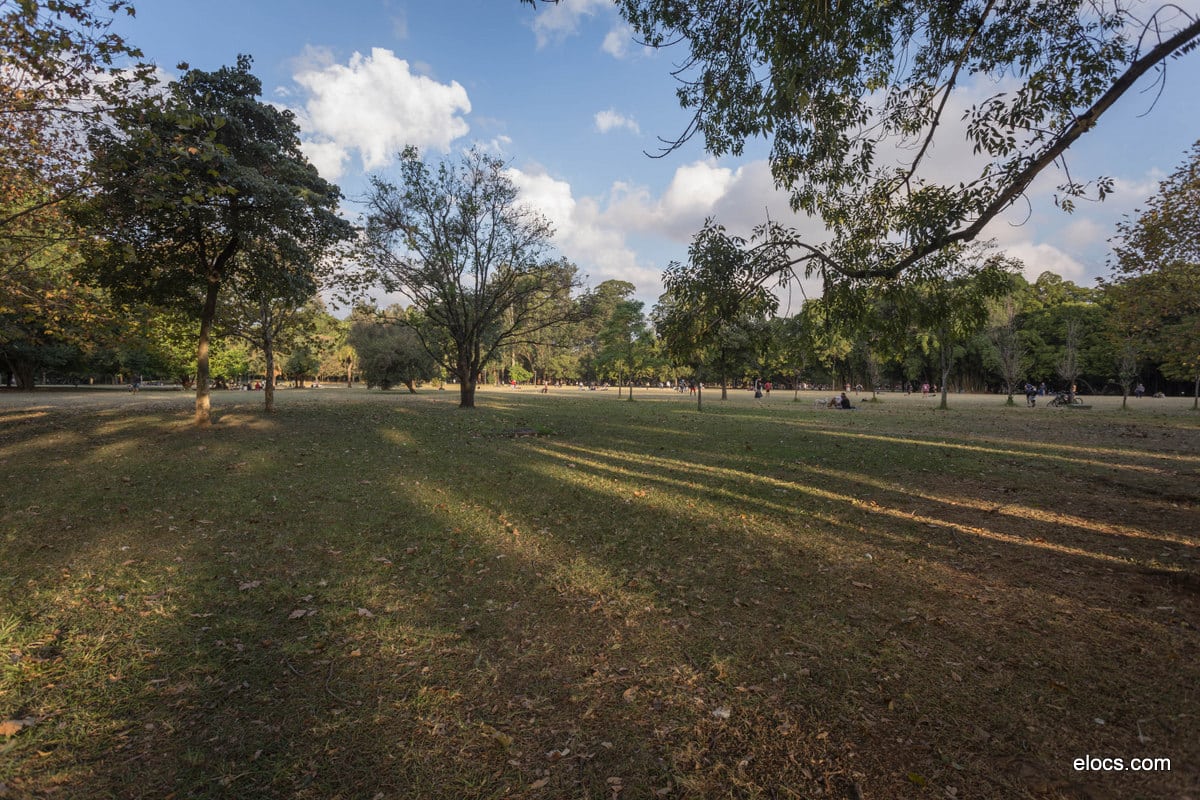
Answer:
365, 146, 584, 409
1108, 140, 1200, 408
596, 299, 653, 400
78, 56, 350, 425
879, 249, 1016, 409
217, 246, 319, 412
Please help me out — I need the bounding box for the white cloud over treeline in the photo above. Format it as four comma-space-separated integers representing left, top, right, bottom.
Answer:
291, 47, 470, 180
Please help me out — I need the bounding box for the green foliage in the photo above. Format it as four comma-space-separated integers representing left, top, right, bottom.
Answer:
347, 307, 438, 392
365, 146, 584, 408
1107, 140, 1200, 403
656, 220, 785, 399
614, 0, 1199, 289
78, 55, 350, 422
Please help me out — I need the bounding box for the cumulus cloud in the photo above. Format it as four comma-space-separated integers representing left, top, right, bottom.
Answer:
530, 0, 635, 58
602, 25, 633, 59
507, 165, 663, 291
594, 109, 640, 135
1000, 242, 1088, 282
503, 157, 830, 303
291, 47, 471, 180
530, 0, 610, 47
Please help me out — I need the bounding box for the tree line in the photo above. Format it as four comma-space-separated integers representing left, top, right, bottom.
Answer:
3, 2, 1196, 419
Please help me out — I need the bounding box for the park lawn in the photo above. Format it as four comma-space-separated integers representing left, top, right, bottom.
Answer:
0, 387, 1197, 799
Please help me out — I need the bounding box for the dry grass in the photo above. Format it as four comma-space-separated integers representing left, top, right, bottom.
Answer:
0, 386, 1197, 799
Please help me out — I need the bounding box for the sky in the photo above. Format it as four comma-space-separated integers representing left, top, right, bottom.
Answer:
111, 0, 1200, 311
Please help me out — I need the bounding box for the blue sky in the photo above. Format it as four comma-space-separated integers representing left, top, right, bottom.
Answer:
114, 1, 1200, 309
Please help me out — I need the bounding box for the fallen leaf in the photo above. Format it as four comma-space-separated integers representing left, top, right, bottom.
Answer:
356, 608, 375, 618
711, 707, 731, 719
288, 609, 309, 620
0, 718, 37, 737
238, 580, 261, 591
529, 778, 550, 789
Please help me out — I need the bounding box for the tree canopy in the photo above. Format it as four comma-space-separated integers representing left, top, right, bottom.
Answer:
78, 55, 351, 424
526, 0, 1199, 293
364, 146, 584, 408
1107, 139, 1200, 406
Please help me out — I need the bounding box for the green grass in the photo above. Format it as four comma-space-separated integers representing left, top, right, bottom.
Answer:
1, 386, 1198, 799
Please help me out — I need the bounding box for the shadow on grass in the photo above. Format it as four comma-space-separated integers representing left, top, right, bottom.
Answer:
0, 393, 1196, 799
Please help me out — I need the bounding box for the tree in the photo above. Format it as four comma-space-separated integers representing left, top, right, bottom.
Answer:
365, 146, 583, 409
1108, 140, 1200, 408
217, 246, 319, 412
532, 1, 1199, 297
882, 249, 1016, 410
987, 296, 1027, 405
1, 0, 149, 238
596, 299, 653, 400
348, 307, 438, 392
657, 220, 784, 408
78, 56, 350, 425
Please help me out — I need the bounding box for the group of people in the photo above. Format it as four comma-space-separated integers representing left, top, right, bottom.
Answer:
1023, 381, 1048, 406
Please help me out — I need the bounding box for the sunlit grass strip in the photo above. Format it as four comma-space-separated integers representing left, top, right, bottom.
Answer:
805, 428, 1200, 474
788, 462, 1196, 549
538, 440, 1149, 567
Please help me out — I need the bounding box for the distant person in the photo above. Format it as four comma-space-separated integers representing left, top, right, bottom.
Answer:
1135, 382, 1145, 399
839, 392, 853, 410
1024, 382, 1037, 407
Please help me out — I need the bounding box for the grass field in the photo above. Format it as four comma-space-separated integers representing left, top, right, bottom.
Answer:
1, 386, 1197, 799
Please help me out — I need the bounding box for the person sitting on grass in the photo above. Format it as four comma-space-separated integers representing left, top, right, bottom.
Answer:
839, 392, 854, 410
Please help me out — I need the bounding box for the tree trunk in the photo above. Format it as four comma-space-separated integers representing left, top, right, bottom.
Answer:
195, 278, 221, 426
1193, 373, 1199, 410
458, 362, 476, 408
9, 358, 35, 391
263, 331, 276, 413
404, 379, 417, 394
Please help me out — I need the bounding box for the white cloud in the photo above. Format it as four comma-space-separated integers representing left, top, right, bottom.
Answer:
530, 0, 610, 47
299, 139, 351, 184
594, 108, 640, 135
1000, 242, 1087, 282
602, 25, 633, 59
530, 0, 635, 59
507, 166, 663, 291
291, 47, 471, 180
505, 158, 830, 302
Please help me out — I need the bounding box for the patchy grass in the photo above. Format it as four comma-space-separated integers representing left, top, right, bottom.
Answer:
0, 386, 1197, 799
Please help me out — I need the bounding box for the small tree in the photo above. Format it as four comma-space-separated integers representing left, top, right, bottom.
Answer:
365, 147, 583, 408
987, 296, 1027, 405
657, 220, 784, 407
347, 308, 438, 392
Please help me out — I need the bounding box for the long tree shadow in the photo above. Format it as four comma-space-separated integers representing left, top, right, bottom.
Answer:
1, 393, 1197, 799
